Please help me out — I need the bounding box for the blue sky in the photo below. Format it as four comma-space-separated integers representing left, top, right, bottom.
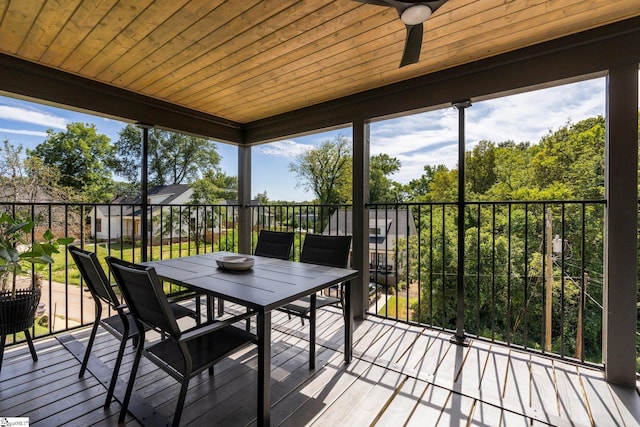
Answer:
0, 75, 630, 201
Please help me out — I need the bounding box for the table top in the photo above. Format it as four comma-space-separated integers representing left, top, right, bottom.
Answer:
143, 251, 359, 311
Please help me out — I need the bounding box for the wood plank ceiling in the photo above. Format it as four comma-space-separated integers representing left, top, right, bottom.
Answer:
1, 0, 639, 126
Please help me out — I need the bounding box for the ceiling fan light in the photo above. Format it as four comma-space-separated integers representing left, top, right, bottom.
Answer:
400, 4, 432, 26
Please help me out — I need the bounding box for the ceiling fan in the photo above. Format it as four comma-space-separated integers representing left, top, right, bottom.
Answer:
354, 0, 448, 67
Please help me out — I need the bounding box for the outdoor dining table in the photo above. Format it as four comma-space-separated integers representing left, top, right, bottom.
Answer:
142, 251, 359, 427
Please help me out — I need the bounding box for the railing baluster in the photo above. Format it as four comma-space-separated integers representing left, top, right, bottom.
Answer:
0, 199, 607, 367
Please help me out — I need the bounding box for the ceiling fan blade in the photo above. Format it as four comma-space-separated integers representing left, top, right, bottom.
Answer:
399, 23, 423, 67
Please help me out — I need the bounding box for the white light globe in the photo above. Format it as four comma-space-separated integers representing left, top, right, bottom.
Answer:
400, 4, 432, 26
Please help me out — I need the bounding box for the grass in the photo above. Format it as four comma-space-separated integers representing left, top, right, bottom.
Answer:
40, 241, 226, 285
378, 296, 408, 319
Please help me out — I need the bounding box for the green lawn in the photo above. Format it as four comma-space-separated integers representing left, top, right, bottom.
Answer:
377, 296, 418, 320
42, 241, 220, 286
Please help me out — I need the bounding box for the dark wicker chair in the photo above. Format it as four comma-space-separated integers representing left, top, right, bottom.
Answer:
106, 256, 256, 427
67, 245, 197, 408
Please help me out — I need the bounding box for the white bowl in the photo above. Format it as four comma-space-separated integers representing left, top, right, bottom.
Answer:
216, 255, 255, 271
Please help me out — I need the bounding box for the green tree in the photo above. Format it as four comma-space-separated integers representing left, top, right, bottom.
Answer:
0, 140, 75, 202
531, 116, 605, 199
407, 164, 449, 201
254, 191, 269, 204
110, 125, 222, 187
486, 141, 533, 200
466, 140, 497, 196
289, 135, 352, 205
429, 168, 458, 202
189, 170, 238, 204
370, 153, 403, 203
27, 123, 113, 202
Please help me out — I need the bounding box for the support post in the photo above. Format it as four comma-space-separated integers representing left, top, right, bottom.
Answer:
137, 123, 153, 262
451, 100, 471, 347
238, 145, 252, 255
603, 64, 638, 387
352, 119, 370, 321
545, 209, 553, 352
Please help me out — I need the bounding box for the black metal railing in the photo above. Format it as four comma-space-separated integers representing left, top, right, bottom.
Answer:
1, 200, 607, 367
363, 201, 606, 367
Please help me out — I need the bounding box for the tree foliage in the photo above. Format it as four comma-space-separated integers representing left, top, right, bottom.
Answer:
289, 135, 353, 205
110, 125, 222, 187
27, 123, 113, 202
0, 140, 77, 203
400, 115, 610, 363
370, 153, 402, 203
189, 169, 238, 204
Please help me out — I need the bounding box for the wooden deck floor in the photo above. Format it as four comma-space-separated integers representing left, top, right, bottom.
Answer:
1, 305, 639, 426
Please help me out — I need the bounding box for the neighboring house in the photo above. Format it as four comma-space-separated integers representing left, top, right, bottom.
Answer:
322, 208, 417, 285
90, 184, 193, 241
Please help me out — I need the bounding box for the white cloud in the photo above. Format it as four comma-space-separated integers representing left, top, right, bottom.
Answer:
0, 127, 48, 137
0, 105, 67, 129
368, 78, 607, 182
467, 79, 605, 145
257, 139, 314, 158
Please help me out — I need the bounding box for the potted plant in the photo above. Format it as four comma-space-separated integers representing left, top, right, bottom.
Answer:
0, 212, 73, 370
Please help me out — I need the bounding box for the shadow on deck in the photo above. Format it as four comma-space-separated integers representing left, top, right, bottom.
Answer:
1, 305, 639, 426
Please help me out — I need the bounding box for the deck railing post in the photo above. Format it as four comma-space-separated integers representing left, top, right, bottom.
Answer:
451, 100, 471, 346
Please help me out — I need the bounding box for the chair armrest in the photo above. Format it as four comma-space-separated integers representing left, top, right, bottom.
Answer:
179, 310, 256, 342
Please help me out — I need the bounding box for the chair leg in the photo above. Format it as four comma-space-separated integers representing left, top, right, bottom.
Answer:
80, 319, 100, 377
118, 342, 143, 423
173, 378, 191, 427
104, 336, 128, 408
24, 329, 38, 362
208, 366, 214, 376
0, 334, 6, 372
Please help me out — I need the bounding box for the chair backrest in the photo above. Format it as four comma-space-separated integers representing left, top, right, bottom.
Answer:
300, 234, 352, 269
68, 245, 120, 308
106, 256, 181, 338
254, 230, 294, 260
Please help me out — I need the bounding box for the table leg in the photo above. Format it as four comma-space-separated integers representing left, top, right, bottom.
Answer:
344, 280, 352, 363
206, 295, 214, 320
310, 293, 316, 370
257, 310, 271, 427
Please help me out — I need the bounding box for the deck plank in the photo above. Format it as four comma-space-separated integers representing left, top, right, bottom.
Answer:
608, 383, 640, 427
478, 344, 511, 409
411, 333, 453, 382
554, 362, 592, 426
277, 357, 373, 426
1, 310, 637, 427
529, 353, 560, 422
502, 349, 531, 417
435, 391, 476, 427
404, 382, 452, 425
452, 341, 490, 393
579, 367, 625, 426
431, 339, 472, 388
310, 364, 407, 426
373, 377, 430, 426
393, 328, 441, 375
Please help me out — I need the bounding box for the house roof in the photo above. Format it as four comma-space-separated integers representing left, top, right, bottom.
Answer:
96, 184, 191, 216
323, 208, 417, 248
1, 2, 639, 144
